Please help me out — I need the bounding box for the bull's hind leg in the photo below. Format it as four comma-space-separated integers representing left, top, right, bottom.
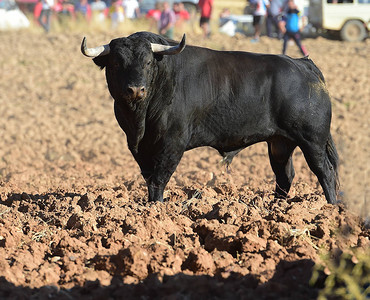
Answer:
268, 138, 297, 199
300, 140, 338, 204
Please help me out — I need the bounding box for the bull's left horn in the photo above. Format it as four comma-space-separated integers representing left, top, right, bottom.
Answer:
151, 34, 186, 55
81, 37, 110, 58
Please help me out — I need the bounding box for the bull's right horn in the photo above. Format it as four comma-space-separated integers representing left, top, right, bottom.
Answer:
81, 37, 110, 58
151, 34, 186, 55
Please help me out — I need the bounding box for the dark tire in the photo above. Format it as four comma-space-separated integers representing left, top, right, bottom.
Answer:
340, 20, 367, 42
183, 2, 198, 22
182, 2, 198, 28
182, 2, 198, 15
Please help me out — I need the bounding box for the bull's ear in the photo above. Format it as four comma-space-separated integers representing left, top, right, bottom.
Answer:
93, 56, 108, 70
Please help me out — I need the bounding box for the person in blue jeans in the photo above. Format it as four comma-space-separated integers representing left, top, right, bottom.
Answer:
282, 0, 308, 56
38, 0, 54, 33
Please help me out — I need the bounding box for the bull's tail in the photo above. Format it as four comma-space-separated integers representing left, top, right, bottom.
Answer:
326, 133, 340, 193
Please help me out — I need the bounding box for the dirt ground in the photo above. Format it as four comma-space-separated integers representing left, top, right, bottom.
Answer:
0, 27, 369, 299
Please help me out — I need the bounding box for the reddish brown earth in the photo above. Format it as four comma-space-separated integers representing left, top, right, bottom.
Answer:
0, 30, 369, 299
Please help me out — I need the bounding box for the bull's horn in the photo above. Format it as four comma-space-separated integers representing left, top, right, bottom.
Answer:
81, 37, 110, 57
151, 34, 186, 55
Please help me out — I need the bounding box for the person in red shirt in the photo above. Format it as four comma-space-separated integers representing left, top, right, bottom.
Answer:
146, 2, 162, 31
198, 0, 213, 37
173, 2, 190, 30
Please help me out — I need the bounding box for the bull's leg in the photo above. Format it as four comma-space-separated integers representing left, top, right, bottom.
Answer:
140, 148, 185, 202
146, 179, 166, 203
268, 138, 296, 199
300, 142, 338, 204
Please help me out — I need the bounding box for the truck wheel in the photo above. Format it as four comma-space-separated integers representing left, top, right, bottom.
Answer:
340, 20, 367, 42
182, 2, 198, 27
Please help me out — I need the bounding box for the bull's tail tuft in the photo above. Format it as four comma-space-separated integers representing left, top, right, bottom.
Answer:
326, 133, 340, 193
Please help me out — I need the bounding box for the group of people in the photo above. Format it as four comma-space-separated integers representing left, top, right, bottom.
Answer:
249, 0, 308, 55
35, 0, 142, 32
146, 0, 213, 39
110, 0, 140, 28
35, 0, 307, 55
35, 0, 214, 39
145, 1, 190, 39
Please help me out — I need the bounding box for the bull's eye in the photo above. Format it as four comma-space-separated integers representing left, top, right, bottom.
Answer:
110, 59, 120, 69
146, 60, 151, 66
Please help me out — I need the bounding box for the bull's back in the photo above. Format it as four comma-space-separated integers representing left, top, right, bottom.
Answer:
170, 49, 331, 147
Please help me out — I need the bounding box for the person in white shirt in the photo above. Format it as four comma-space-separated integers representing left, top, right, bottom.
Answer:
122, 0, 140, 19
38, 0, 54, 32
91, 0, 107, 22
250, 0, 270, 42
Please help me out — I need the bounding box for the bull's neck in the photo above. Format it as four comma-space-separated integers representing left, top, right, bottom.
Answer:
114, 98, 150, 155
116, 58, 177, 154
146, 59, 176, 121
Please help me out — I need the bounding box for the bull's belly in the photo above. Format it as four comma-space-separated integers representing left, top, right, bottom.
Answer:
186, 131, 272, 152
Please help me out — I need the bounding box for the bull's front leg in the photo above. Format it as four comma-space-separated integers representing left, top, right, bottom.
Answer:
138, 146, 185, 202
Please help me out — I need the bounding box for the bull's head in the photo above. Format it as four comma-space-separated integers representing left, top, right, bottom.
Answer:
81, 33, 186, 104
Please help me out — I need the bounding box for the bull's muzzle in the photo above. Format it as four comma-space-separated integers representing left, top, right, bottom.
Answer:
126, 86, 146, 101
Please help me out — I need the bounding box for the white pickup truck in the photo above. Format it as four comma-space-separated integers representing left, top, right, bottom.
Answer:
309, 0, 370, 41
0, 0, 30, 30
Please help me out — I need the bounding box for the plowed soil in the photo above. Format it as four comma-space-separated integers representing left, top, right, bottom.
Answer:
0, 29, 369, 299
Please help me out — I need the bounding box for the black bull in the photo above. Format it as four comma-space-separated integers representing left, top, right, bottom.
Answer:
81, 31, 339, 204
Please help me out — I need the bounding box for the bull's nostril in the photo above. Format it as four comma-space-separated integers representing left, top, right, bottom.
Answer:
139, 87, 146, 97
127, 87, 135, 95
